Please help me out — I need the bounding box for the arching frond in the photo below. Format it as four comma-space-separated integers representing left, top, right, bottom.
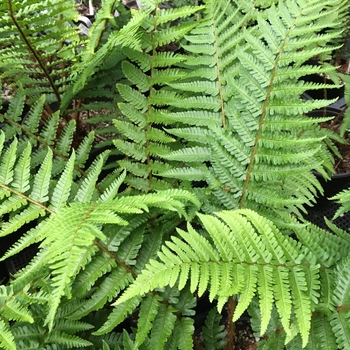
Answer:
161, 0, 343, 217
116, 209, 322, 346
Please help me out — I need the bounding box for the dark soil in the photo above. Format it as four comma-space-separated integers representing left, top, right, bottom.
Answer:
334, 139, 350, 174
234, 318, 258, 350
319, 111, 350, 175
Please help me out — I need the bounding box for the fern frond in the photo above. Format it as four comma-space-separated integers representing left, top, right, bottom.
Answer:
46, 330, 93, 348
71, 8, 149, 97
0, 319, 16, 350
160, 166, 207, 182
0, 0, 81, 103
93, 296, 142, 335
71, 251, 116, 298
331, 188, 350, 220
149, 303, 177, 350
202, 307, 226, 350
0, 1, 349, 349
173, 317, 194, 350
305, 314, 337, 350
134, 223, 164, 273
162, 146, 211, 162
0, 286, 34, 324
135, 293, 162, 347
161, 0, 344, 217
101, 1, 204, 194
116, 208, 319, 345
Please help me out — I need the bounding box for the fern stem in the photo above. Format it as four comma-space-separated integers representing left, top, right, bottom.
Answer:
93, 240, 137, 279
2, 116, 91, 180
0, 184, 54, 214
208, 3, 227, 128
145, 5, 161, 191
7, 0, 61, 103
239, 3, 303, 208
224, 296, 236, 350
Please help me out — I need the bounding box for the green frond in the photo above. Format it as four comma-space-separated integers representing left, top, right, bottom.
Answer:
122, 61, 151, 93
202, 308, 226, 350
149, 303, 177, 350
54, 120, 76, 158
135, 293, 162, 347
0, 286, 34, 324
331, 188, 350, 220
12, 142, 31, 193
149, 90, 183, 107
99, 170, 127, 202
232, 265, 258, 322
0, 0, 81, 103
117, 84, 148, 111
166, 127, 211, 144
162, 146, 211, 162
329, 310, 350, 350
74, 151, 109, 203
94, 296, 142, 335
158, 0, 344, 216
331, 258, 350, 313
114, 139, 147, 161
115, 208, 318, 346
108, 1, 205, 194
171, 96, 221, 111
173, 317, 194, 350
0, 204, 45, 238
30, 148, 52, 201
154, 22, 197, 48
134, 224, 164, 273
46, 331, 93, 348
168, 80, 220, 96
305, 314, 337, 350
154, 6, 203, 25
37, 112, 60, 146
0, 319, 16, 350
22, 94, 45, 134
118, 103, 147, 127
152, 52, 188, 68
50, 151, 75, 211
54, 318, 93, 334
0, 137, 18, 185
125, 176, 173, 193
160, 166, 207, 181
117, 227, 144, 265
113, 119, 146, 145
71, 251, 116, 298
296, 222, 349, 266
152, 68, 187, 85
290, 266, 313, 347
118, 160, 151, 178
72, 9, 148, 95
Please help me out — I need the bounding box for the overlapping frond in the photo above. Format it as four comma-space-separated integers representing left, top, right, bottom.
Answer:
104, 1, 204, 193
0, 130, 200, 341
0, 0, 82, 104
0, 87, 97, 182
116, 209, 323, 346
160, 0, 344, 217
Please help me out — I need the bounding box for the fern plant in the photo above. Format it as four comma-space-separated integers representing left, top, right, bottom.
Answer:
1, 0, 350, 349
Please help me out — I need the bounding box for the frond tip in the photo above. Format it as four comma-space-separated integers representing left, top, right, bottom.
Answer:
115, 208, 319, 346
